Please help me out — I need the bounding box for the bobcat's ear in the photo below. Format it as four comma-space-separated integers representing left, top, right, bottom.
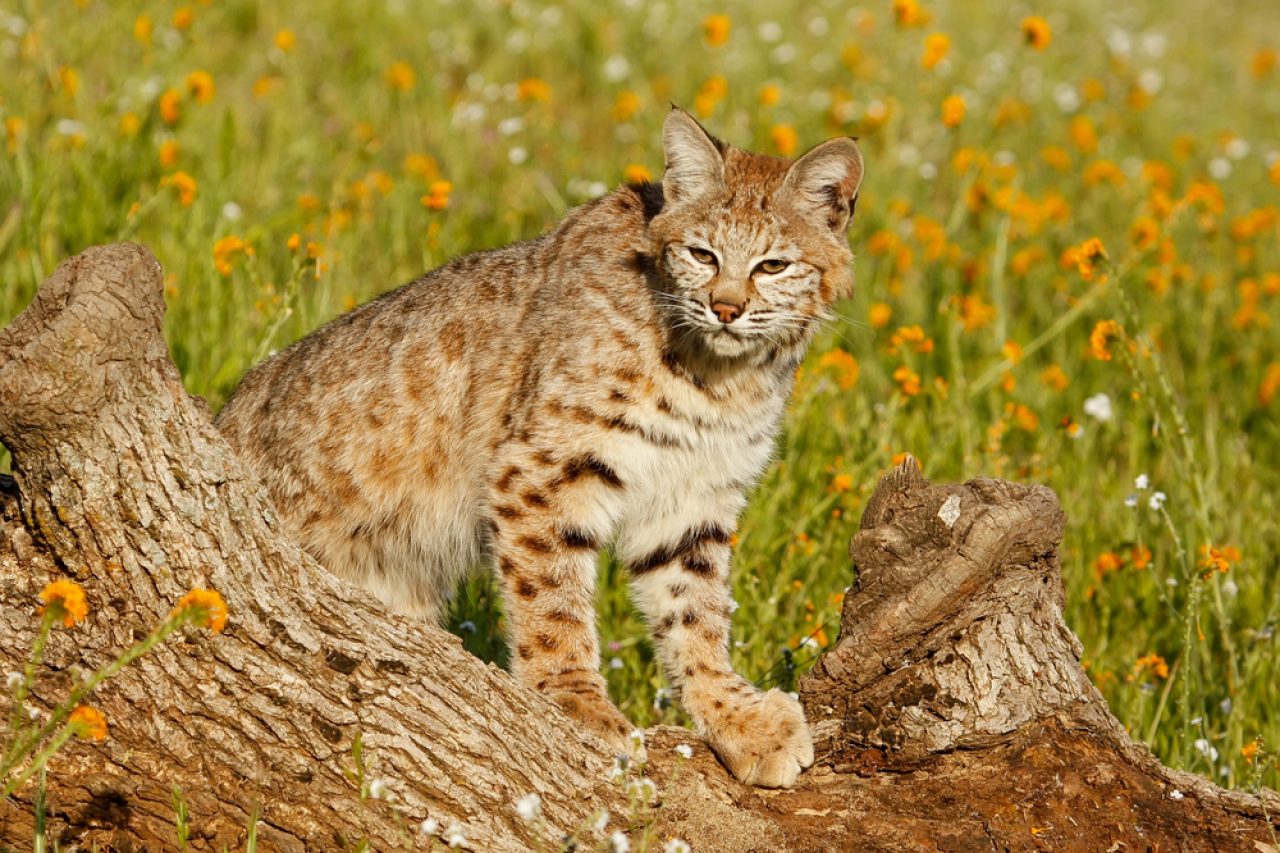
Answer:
661, 106, 726, 204
782, 137, 864, 234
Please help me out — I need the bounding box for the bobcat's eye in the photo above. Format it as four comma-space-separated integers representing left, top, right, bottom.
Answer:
687, 246, 717, 266
756, 259, 790, 275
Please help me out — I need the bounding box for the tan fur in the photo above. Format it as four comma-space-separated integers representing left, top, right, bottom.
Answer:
217, 108, 863, 788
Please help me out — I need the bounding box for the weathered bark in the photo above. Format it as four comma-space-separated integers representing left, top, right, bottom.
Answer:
0, 244, 1276, 852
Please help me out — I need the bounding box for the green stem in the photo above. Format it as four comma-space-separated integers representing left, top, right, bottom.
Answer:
2, 610, 56, 767
1, 723, 73, 799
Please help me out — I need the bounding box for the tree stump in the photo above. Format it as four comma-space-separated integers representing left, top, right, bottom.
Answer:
1, 244, 1277, 851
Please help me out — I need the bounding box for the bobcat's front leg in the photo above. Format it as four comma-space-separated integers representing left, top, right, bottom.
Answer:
625, 519, 814, 788
488, 450, 635, 754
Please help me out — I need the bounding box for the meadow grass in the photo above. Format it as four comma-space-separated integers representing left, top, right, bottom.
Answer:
1, 0, 1277, 794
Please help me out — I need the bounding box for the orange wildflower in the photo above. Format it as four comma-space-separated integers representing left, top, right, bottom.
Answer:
274, 29, 296, 52
758, 84, 781, 106
623, 164, 652, 184
385, 61, 416, 91
175, 588, 228, 633
1259, 362, 1280, 407
1134, 653, 1169, 680
1088, 320, 1121, 361
1130, 545, 1153, 570
172, 6, 194, 30
517, 77, 552, 103
421, 180, 453, 210
161, 171, 198, 206
39, 579, 88, 627
614, 91, 641, 122
921, 33, 950, 70
133, 14, 153, 45
893, 365, 922, 396
941, 94, 966, 128
1094, 551, 1124, 578
868, 302, 893, 328
185, 70, 215, 104
818, 348, 860, 390
69, 705, 108, 741
1020, 16, 1051, 50
159, 88, 182, 125
1198, 545, 1240, 578
213, 236, 255, 276
770, 124, 799, 157
702, 13, 731, 46
1040, 364, 1069, 391
892, 0, 929, 28
889, 325, 934, 355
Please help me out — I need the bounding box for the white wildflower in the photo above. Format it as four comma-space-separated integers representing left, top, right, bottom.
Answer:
1220, 698, 1232, 714
1148, 491, 1167, 511
590, 809, 610, 833
1208, 158, 1231, 180
652, 688, 671, 712
675, 743, 694, 760
629, 728, 646, 752
664, 840, 692, 853
1083, 393, 1114, 422
626, 776, 657, 802
918, 162, 938, 180
1137, 68, 1163, 95
758, 21, 782, 42
1166, 577, 1178, 587
5, 671, 22, 690
1053, 83, 1081, 114
602, 55, 630, 82
497, 117, 524, 137
515, 792, 541, 821
1168, 789, 1184, 800
56, 119, 86, 137
508, 146, 528, 165
1224, 138, 1250, 160
1193, 738, 1219, 762
1134, 474, 1150, 491
443, 822, 467, 848
609, 656, 624, 670
367, 778, 389, 800
609, 754, 628, 782
1222, 578, 1238, 597
221, 201, 243, 221
609, 830, 631, 852
457, 620, 476, 633
420, 818, 439, 836
1124, 494, 1139, 509
27, 706, 40, 721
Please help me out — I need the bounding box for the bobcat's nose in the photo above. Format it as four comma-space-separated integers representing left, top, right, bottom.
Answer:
711, 301, 743, 324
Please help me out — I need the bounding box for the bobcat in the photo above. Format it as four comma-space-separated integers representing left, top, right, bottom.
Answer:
217, 108, 863, 788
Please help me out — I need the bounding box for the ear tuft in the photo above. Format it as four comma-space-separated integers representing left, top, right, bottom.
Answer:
661, 107, 726, 204
782, 137, 864, 233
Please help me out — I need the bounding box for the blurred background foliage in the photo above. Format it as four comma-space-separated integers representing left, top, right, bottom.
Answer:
1, 0, 1277, 790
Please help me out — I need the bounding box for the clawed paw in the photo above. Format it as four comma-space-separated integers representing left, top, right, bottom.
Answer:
548, 688, 646, 763
703, 688, 814, 788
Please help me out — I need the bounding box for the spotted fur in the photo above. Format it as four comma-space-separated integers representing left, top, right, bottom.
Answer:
217, 108, 863, 788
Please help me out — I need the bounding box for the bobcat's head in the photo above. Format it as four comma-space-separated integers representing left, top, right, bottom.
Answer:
647, 107, 863, 361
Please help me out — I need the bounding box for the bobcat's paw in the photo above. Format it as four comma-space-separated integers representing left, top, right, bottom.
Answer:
704, 688, 814, 788
547, 685, 645, 763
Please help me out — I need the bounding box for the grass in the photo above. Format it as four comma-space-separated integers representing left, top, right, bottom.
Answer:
1, 0, 1277, 795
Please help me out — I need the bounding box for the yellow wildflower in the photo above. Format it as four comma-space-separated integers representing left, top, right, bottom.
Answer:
759, 84, 781, 106
119, 112, 140, 137
159, 89, 182, 125
770, 124, 799, 157
159, 139, 180, 167
1251, 48, 1277, 79
941, 94, 966, 128
1020, 16, 1051, 50
614, 91, 640, 122
703, 13, 731, 46
185, 70, 215, 104
175, 588, 229, 633
831, 473, 854, 493
1069, 116, 1098, 154
69, 705, 108, 741
133, 14, 153, 45
517, 77, 552, 102
275, 29, 296, 52
1259, 363, 1280, 407
59, 66, 80, 97
385, 61, 416, 91
892, 0, 929, 28
868, 302, 892, 328
624, 164, 652, 184
39, 579, 88, 627
921, 32, 950, 70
